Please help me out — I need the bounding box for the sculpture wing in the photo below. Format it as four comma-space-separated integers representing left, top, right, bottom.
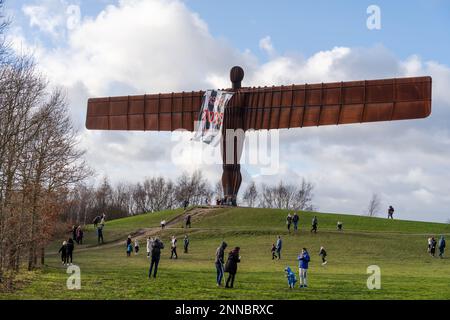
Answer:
86, 91, 205, 131
241, 76, 432, 130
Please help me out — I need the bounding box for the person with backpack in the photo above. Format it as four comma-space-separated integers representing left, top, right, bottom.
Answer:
298, 248, 310, 288
275, 236, 282, 260
58, 241, 67, 265
183, 235, 190, 253
224, 247, 241, 288
149, 237, 164, 278
311, 216, 318, 233
170, 236, 178, 259
438, 236, 446, 258
66, 238, 74, 265
292, 212, 299, 232
126, 236, 132, 257
215, 241, 227, 286
286, 213, 292, 233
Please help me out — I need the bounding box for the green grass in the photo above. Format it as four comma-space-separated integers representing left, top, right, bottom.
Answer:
2, 207, 450, 300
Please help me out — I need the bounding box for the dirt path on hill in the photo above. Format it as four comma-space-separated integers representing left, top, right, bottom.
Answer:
47, 206, 222, 255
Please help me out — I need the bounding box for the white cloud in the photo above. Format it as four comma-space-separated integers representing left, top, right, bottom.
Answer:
259, 36, 275, 57
22, 0, 80, 39
10, 0, 450, 223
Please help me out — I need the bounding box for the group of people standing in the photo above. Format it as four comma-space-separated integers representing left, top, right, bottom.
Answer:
215, 241, 240, 288
285, 213, 319, 234
71, 225, 84, 245
428, 236, 446, 258
144, 234, 190, 278
58, 238, 75, 265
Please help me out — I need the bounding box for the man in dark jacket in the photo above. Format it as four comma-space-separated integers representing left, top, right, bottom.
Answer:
58, 241, 67, 265
311, 216, 318, 233
66, 238, 74, 265
438, 236, 446, 258
388, 206, 395, 219
184, 235, 190, 253
292, 213, 299, 232
225, 247, 241, 288
97, 225, 104, 244
215, 241, 227, 286
149, 237, 164, 278
275, 236, 282, 260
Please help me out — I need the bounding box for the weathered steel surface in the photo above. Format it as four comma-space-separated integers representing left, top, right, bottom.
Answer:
85, 66, 432, 204
86, 77, 431, 132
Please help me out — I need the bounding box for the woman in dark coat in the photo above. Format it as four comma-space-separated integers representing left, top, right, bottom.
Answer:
224, 247, 240, 288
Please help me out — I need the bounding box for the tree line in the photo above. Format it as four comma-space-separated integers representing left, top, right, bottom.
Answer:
61, 174, 316, 226
0, 2, 90, 287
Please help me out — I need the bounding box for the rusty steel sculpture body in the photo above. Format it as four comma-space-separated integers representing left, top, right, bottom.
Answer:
86, 66, 432, 205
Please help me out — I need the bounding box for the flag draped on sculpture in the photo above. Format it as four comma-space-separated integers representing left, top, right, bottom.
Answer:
192, 90, 234, 144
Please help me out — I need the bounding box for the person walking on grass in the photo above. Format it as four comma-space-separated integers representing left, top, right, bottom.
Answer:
311, 216, 318, 233
170, 235, 178, 259
225, 247, 241, 288
430, 237, 437, 257
427, 237, 432, 254
58, 241, 67, 265
271, 243, 276, 260
160, 220, 166, 230
319, 246, 327, 265
292, 212, 299, 232
185, 214, 192, 228
438, 236, 446, 258
72, 226, 77, 244
76, 226, 83, 245
149, 237, 164, 279
184, 235, 189, 253
146, 237, 154, 258
215, 241, 227, 286
126, 236, 133, 257
276, 236, 282, 260
134, 239, 140, 255
66, 238, 74, 265
298, 248, 310, 288
97, 224, 104, 244
286, 213, 292, 233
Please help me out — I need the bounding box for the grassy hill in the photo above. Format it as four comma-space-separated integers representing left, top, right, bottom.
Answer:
2, 207, 450, 300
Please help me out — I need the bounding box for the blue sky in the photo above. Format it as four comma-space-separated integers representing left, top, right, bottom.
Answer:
4, 0, 450, 222
7, 0, 450, 64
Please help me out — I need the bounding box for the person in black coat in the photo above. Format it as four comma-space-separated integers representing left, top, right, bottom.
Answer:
58, 241, 67, 265
224, 247, 241, 288
66, 238, 74, 264
149, 237, 164, 278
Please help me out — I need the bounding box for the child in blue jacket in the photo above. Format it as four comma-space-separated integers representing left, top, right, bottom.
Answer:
298, 248, 310, 288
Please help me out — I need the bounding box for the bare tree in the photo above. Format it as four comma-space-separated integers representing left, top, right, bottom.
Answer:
258, 180, 315, 211
242, 181, 258, 207
367, 193, 381, 217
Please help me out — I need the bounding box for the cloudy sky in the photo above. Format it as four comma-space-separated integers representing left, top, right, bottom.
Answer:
4, 0, 450, 222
